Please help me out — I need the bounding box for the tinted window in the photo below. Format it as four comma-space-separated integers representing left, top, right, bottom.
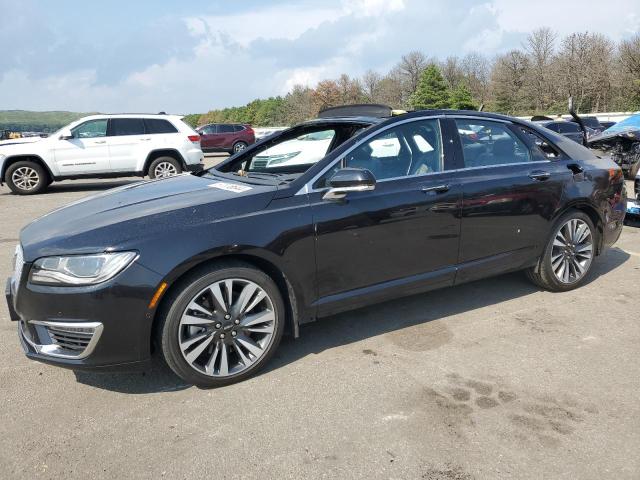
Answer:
145, 119, 178, 134
71, 119, 108, 139
557, 122, 580, 134
233, 125, 245, 132
455, 119, 531, 168
111, 118, 146, 136
199, 125, 217, 134
218, 124, 235, 133
343, 119, 442, 180
545, 123, 560, 132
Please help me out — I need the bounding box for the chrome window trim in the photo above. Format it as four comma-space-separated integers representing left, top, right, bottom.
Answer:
296, 115, 442, 195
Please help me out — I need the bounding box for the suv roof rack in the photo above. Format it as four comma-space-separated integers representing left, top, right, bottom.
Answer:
318, 104, 394, 119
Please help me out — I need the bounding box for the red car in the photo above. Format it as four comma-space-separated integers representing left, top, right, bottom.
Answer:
196, 123, 255, 154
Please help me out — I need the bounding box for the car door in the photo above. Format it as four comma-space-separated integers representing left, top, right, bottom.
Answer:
199, 124, 218, 150
449, 117, 570, 284
52, 119, 111, 174
217, 124, 236, 150
107, 118, 148, 171
308, 118, 462, 316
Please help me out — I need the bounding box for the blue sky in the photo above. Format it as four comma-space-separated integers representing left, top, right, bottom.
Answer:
1, 0, 639, 113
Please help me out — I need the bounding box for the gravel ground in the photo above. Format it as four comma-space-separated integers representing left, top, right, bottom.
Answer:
0, 172, 638, 480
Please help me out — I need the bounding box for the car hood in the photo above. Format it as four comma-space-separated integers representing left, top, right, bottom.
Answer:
20, 174, 278, 260
0, 137, 44, 150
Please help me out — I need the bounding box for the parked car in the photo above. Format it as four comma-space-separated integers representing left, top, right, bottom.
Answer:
536, 120, 586, 143
588, 113, 640, 179
0, 114, 204, 195
7, 107, 626, 387
196, 123, 255, 154
570, 115, 605, 134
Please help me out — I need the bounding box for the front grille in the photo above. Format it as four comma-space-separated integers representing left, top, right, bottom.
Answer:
47, 325, 94, 352
23, 321, 103, 359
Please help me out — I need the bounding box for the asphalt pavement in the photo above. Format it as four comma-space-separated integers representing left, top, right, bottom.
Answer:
0, 173, 638, 480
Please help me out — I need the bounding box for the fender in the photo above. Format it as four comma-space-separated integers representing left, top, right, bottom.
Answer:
140, 149, 187, 174
0, 154, 56, 185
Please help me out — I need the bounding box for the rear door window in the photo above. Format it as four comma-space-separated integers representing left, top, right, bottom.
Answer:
218, 125, 235, 134
557, 122, 580, 134
144, 119, 178, 134
455, 119, 531, 168
111, 118, 146, 136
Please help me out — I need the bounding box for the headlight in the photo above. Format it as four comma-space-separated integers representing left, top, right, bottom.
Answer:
29, 252, 137, 286
266, 151, 300, 166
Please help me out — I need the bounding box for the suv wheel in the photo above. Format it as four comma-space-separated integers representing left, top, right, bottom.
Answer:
157, 262, 285, 387
526, 210, 595, 292
5, 161, 49, 195
149, 157, 182, 179
232, 141, 248, 154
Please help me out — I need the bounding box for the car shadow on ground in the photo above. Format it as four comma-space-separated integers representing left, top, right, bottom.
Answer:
73, 247, 630, 394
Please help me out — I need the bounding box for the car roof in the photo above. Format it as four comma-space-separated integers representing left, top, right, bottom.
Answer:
77, 114, 184, 122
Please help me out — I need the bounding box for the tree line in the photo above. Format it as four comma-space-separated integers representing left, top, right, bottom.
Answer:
196, 29, 640, 127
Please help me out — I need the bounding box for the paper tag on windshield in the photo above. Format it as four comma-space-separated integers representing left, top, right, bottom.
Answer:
209, 182, 252, 193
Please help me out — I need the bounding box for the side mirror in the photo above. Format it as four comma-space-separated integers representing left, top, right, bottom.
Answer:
59, 128, 73, 140
323, 168, 376, 201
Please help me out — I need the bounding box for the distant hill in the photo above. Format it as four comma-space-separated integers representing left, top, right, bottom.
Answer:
0, 110, 96, 133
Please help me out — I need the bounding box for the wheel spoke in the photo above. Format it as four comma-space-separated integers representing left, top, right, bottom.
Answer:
187, 301, 213, 317
218, 343, 229, 376
235, 334, 264, 357
244, 291, 266, 314
235, 283, 258, 316
205, 342, 221, 375
209, 284, 228, 313
241, 310, 275, 327
185, 334, 214, 363
233, 341, 255, 367
244, 323, 275, 334
180, 331, 210, 350
181, 314, 215, 326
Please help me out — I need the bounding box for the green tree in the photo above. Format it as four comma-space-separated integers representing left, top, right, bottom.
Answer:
409, 64, 451, 109
449, 83, 477, 110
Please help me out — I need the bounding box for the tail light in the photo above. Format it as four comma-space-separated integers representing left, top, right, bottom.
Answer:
188, 135, 200, 143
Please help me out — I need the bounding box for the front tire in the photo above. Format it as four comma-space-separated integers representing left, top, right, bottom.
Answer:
5, 160, 49, 195
157, 262, 285, 387
148, 157, 182, 179
526, 210, 596, 292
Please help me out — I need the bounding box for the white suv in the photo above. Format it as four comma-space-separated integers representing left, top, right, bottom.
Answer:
0, 114, 204, 195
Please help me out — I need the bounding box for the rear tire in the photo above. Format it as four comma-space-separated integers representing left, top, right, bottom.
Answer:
232, 141, 248, 154
157, 261, 285, 387
5, 160, 49, 195
148, 156, 182, 179
526, 210, 596, 292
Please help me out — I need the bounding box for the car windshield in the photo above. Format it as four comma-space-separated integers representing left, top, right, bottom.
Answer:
207, 121, 373, 184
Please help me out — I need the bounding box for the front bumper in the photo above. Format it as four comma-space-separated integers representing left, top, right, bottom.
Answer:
7, 260, 163, 371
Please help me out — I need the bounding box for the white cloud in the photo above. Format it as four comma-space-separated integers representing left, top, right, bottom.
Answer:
1, 0, 640, 113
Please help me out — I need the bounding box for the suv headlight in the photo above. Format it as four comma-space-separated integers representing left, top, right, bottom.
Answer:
29, 252, 137, 286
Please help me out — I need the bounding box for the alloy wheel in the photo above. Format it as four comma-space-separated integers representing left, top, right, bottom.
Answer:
178, 278, 276, 377
234, 142, 247, 153
154, 162, 178, 178
550, 218, 593, 284
11, 167, 40, 191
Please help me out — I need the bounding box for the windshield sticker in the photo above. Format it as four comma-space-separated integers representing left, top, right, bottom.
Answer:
208, 182, 253, 193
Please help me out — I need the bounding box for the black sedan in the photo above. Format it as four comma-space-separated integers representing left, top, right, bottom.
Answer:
7, 108, 626, 387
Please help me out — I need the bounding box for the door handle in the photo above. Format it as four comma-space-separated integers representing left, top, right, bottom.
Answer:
421, 184, 450, 193
529, 170, 550, 181
140, 138, 152, 141
93, 140, 107, 144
